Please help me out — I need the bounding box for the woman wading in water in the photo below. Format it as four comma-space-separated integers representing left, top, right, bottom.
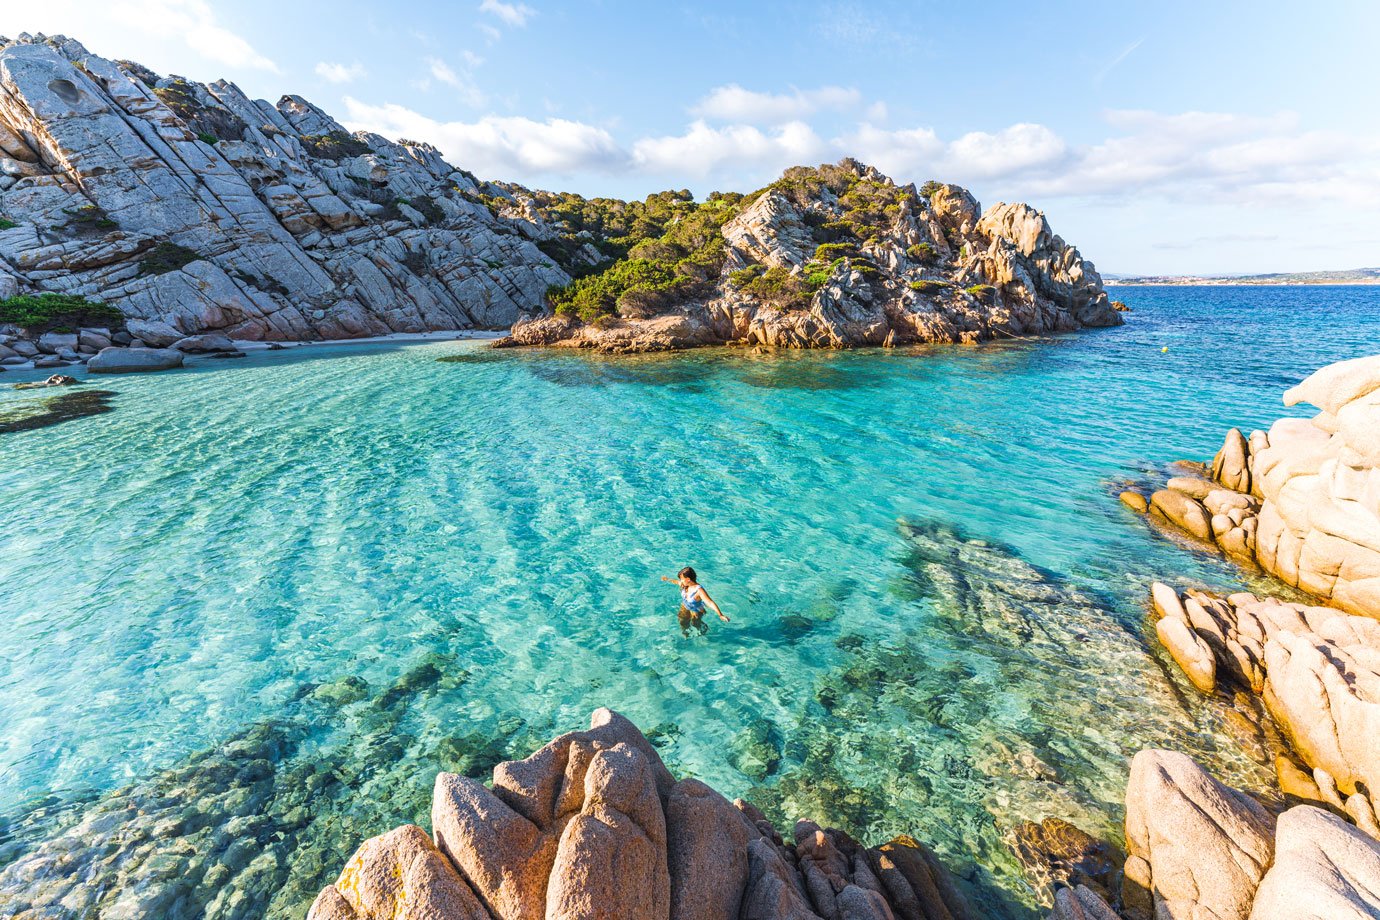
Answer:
662, 566, 730, 636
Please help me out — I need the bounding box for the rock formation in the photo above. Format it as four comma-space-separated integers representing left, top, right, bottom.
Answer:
1145, 581, 1380, 842
0, 33, 567, 342
498, 161, 1122, 352
1115, 750, 1380, 920
1123, 353, 1380, 619
307, 708, 973, 920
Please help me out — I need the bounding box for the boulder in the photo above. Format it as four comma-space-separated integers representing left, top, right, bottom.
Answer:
867, 836, 971, 920
545, 743, 670, 920
1124, 750, 1275, 920
1156, 617, 1216, 692
666, 779, 754, 920
1150, 581, 1186, 621
124, 319, 184, 348
1046, 886, 1119, 920
1150, 489, 1212, 541
172, 332, 240, 353
36, 331, 77, 354
306, 824, 490, 920
1118, 491, 1148, 513
87, 347, 183, 373
1247, 806, 1380, 919
1212, 428, 1253, 493
431, 772, 557, 920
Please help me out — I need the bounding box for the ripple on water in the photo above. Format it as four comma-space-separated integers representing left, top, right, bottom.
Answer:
0, 285, 1378, 918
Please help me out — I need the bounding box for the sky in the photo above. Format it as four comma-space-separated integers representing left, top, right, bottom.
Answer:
3, 0, 1378, 275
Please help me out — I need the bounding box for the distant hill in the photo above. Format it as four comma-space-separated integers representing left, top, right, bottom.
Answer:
1107, 268, 1380, 286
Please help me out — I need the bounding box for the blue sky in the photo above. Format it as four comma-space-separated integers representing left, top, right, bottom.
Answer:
4, 0, 1378, 274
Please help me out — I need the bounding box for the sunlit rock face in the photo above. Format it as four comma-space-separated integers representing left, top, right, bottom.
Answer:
0, 33, 567, 341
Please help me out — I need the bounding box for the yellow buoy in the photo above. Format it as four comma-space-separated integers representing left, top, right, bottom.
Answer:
1161, 346, 1169, 353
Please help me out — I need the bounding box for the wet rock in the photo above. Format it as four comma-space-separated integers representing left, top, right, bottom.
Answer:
1118, 490, 1148, 513
1247, 806, 1380, 919
1005, 818, 1123, 907
13, 373, 76, 389
1149, 489, 1212, 541
1124, 750, 1274, 920
87, 346, 183, 373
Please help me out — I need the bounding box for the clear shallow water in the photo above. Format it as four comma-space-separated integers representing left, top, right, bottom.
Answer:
0, 285, 1377, 918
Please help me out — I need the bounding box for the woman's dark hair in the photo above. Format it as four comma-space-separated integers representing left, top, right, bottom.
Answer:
678, 566, 697, 582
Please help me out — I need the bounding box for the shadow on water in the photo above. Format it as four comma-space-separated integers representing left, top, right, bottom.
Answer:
0, 389, 116, 435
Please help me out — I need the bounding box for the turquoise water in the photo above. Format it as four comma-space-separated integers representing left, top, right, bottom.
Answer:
0, 285, 1377, 918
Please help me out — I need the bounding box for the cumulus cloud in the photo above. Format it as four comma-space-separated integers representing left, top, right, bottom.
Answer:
691, 84, 862, 124
315, 61, 365, 84
415, 58, 485, 106
342, 98, 627, 176
632, 120, 826, 179
479, 0, 535, 27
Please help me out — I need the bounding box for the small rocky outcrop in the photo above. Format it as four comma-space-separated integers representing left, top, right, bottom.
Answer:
0, 33, 566, 342
498, 161, 1121, 353
1146, 581, 1380, 845
307, 708, 972, 920
1123, 354, 1380, 619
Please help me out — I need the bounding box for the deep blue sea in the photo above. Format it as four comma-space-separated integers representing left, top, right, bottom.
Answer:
1, 285, 1377, 918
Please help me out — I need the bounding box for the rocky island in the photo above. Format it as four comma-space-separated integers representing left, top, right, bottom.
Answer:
0, 32, 1119, 372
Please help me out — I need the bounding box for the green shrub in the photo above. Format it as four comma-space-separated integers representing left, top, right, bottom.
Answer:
919, 180, 944, 198
196, 131, 219, 146
965, 284, 996, 302
728, 264, 767, 287
300, 131, 371, 160
409, 196, 446, 225
60, 204, 118, 236
0, 218, 15, 231
734, 265, 818, 311
139, 241, 201, 276
813, 242, 855, 262
0, 292, 124, 333
546, 194, 743, 322
906, 243, 936, 262
909, 279, 948, 293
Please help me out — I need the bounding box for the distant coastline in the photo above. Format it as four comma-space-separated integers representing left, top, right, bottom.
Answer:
1107, 267, 1380, 286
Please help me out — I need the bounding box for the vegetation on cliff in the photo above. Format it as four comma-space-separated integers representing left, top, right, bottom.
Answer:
0, 292, 124, 333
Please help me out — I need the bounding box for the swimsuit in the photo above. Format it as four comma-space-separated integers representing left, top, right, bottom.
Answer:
681, 584, 707, 614
679, 584, 709, 634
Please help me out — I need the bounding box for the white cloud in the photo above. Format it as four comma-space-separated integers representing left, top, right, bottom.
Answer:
632, 120, 826, 179
417, 58, 485, 107
944, 123, 1068, 178
110, 0, 278, 71
315, 61, 365, 84
478, 0, 535, 27
342, 98, 627, 176
691, 84, 862, 124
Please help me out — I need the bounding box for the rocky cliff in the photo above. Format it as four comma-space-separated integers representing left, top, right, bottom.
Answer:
1122, 354, 1380, 618
498, 160, 1123, 352
0, 33, 566, 340
0, 36, 1121, 352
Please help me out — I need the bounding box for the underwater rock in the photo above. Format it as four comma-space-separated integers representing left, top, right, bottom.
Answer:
1005, 818, 1123, 907
0, 388, 115, 433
